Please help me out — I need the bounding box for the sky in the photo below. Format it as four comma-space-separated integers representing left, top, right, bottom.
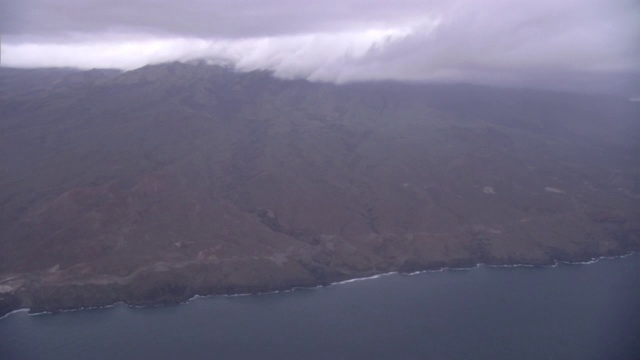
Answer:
1, 0, 639, 93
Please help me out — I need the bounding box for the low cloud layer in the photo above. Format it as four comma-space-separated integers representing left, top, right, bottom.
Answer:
2, 0, 638, 94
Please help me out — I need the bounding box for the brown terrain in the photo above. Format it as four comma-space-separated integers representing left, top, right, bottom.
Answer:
1, 62, 639, 317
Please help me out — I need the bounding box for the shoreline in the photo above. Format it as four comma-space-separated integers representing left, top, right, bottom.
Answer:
2, 251, 637, 321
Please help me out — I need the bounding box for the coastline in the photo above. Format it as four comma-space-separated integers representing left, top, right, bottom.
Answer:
2, 63, 639, 327
2, 251, 637, 321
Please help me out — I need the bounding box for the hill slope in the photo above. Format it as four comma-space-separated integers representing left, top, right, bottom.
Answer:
1, 62, 639, 315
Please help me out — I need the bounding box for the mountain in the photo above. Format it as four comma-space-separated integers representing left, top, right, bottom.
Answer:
1, 62, 639, 316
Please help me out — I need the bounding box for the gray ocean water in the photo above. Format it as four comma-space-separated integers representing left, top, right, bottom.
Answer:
1, 255, 639, 360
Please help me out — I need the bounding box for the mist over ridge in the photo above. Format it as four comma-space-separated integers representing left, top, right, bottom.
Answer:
2, 0, 639, 96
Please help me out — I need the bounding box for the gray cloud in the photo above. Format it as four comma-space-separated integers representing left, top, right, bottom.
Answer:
2, 0, 639, 95
1, 0, 440, 39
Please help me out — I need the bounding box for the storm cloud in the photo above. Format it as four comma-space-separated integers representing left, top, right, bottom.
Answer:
2, 0, 638, 94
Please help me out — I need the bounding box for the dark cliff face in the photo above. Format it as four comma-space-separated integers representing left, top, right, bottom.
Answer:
0, 62, 639, 315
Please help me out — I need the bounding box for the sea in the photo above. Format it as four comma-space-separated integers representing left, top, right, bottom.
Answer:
1, 254, 639, 360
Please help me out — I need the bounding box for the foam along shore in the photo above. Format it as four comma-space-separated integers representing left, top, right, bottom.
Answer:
2, 252, 637, 321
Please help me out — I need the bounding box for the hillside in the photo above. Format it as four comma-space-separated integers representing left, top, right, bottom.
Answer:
1, 62, 639, 316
